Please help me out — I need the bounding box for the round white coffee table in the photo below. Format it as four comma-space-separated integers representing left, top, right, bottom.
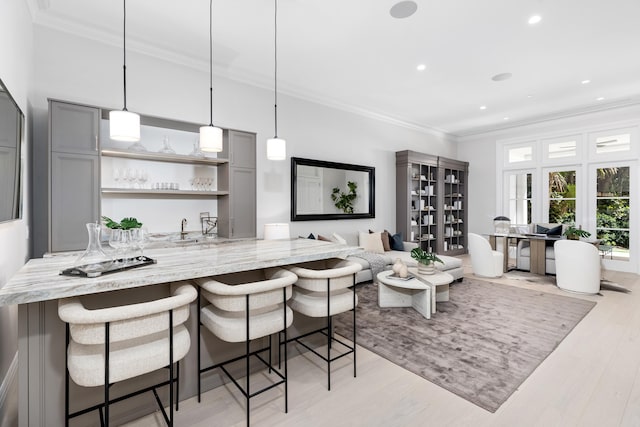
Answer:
376, 270, 433, 319
410, 267, 454, 311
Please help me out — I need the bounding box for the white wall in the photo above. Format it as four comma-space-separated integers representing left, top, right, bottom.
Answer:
32, 25, 457, 244
0, 0, 32, 406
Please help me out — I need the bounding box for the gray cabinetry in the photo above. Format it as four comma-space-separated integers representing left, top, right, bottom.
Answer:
438, 156, 468, 256
396, 151, 439, 254
396, 150, 468, 256
218, 130, 256, 238
50, 101, 100, 154
49, 100, 101, 252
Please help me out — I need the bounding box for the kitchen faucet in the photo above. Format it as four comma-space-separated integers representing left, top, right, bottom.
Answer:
180, 218, 188, 240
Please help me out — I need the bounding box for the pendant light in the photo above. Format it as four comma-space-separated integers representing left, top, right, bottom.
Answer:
199, 0, 223, 152
110, 0, 141, 143
267, 0, 286, 160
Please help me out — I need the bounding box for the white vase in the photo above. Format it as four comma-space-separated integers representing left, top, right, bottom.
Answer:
392, 258, 404, 275
418, 262, 435, 275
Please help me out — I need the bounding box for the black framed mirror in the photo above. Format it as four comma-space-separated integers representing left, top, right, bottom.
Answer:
0, 79, 24, 223
291, 157, 375, 221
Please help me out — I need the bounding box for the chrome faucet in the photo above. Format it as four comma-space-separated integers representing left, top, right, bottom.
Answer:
180, 218, 188, 240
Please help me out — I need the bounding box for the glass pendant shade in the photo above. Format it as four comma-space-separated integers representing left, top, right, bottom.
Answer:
199, 125, 223, 152
109, 110, 140, 142
267, 137, 286, 160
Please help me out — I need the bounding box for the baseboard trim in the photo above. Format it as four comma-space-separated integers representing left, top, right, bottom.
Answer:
0, 352, 18, 416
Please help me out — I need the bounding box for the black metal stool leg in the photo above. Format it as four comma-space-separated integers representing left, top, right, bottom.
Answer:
104, 322, 110, 426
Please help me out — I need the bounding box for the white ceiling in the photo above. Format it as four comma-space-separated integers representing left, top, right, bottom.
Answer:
28, 0, 640, 137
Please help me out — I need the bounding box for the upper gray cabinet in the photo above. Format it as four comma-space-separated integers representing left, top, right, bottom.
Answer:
227, 130, 256, 168
50, 101, 100, 155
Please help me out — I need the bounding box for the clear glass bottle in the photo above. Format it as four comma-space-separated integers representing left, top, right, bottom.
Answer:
74, 222, 113, 276
159, 136, 175, 154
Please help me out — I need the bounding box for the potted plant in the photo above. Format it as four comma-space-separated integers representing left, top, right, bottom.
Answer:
563, 225, 591, 241
410, 247, 443, 275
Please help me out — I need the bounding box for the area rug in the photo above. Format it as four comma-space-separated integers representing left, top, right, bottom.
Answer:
334, 279, 596, 412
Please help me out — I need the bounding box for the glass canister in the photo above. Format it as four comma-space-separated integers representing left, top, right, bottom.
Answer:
493, 216, 511, 235
74, 222, 113, 275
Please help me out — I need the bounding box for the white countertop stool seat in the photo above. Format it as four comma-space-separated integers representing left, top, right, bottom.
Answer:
194, 267, 297, 427
284, 258, 362, 391
58, 281, 197, 426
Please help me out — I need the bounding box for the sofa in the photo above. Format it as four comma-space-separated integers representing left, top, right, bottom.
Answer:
314, 231, 464, 284
514, 223, 567, 274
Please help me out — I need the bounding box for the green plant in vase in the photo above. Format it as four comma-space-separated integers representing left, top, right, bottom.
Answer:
563, 225, 591, 240
410, 247, 443, 275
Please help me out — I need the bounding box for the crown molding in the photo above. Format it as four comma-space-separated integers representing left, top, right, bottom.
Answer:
32, 11, 456, 141
455, 97, 640, 139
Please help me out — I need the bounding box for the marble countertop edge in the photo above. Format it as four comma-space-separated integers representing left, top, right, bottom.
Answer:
0, 240, 362, 306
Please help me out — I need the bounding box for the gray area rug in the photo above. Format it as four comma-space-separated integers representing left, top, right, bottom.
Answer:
334, 278, 596, 412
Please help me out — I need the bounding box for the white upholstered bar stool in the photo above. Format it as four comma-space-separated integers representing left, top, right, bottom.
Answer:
285, 258, 362, 390
194, 267, 297, 427
58, 281, 197, 426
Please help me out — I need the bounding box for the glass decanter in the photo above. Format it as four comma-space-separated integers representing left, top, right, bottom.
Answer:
74, 222, 113, 276
158, 136, 175, 154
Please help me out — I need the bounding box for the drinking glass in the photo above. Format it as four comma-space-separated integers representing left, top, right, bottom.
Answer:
109, 229, 127, 264
130, 227, 147, 261
113, 167, 121, 188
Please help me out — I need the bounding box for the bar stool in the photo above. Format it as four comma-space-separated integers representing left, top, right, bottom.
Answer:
285, 258, 361, 390
58, 281, 197, 426
195, 267, 297, 427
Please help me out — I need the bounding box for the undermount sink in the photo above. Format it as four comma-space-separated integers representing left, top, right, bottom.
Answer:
148, 232, 201, 245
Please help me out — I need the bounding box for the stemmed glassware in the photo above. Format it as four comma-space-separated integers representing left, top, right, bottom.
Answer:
109, 229, 130, 265
130, 227, 147, 261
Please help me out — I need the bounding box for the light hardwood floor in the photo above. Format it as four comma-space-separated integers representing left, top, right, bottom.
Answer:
125, 255, 640, 426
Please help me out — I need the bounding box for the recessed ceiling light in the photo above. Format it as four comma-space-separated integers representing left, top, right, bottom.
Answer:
492, 72, 512, 82
416, 64, 426, 71
596, 97, 605, 101
479, 105, 487, 110
527, 94, 534, 98
390, 1, 418, 19
581, 79, 591, 85
528, 15, 542, 25
503, 117, 510, 120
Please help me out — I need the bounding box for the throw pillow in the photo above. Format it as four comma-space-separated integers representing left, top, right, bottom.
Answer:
388, 232, 404, 251
317, 234, 334, 242
369, 229, 391, 251
332, 233, 347, 245
307, 233, 316, 239
359, 231, 385, 254
546, 225, 563, 236
535, 225, 549, 234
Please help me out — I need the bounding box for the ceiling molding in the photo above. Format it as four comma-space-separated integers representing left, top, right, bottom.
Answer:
455, 97, 640, 139
32, 11, 456, 142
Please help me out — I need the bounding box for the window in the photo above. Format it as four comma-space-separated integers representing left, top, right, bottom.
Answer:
542, 134, 581, 163
503, 141, 536, 168
596, 166, 630, 260
595, 134, 630, 154
588, 127, 637, 161
507, 172, 532, 225
547, 169, 577, 224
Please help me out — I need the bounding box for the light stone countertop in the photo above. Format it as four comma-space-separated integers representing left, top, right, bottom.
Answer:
0, 238, 362, 306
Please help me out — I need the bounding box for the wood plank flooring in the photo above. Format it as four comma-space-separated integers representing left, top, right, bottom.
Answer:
125, 255, 640, 426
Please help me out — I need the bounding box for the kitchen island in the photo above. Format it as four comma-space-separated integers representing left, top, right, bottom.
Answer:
3, 238, 361, 426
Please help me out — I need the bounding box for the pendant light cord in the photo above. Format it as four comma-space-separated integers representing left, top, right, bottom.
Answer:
274, 0, 279, 138
208, 0, 214, 126
122, 0, 128, 111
